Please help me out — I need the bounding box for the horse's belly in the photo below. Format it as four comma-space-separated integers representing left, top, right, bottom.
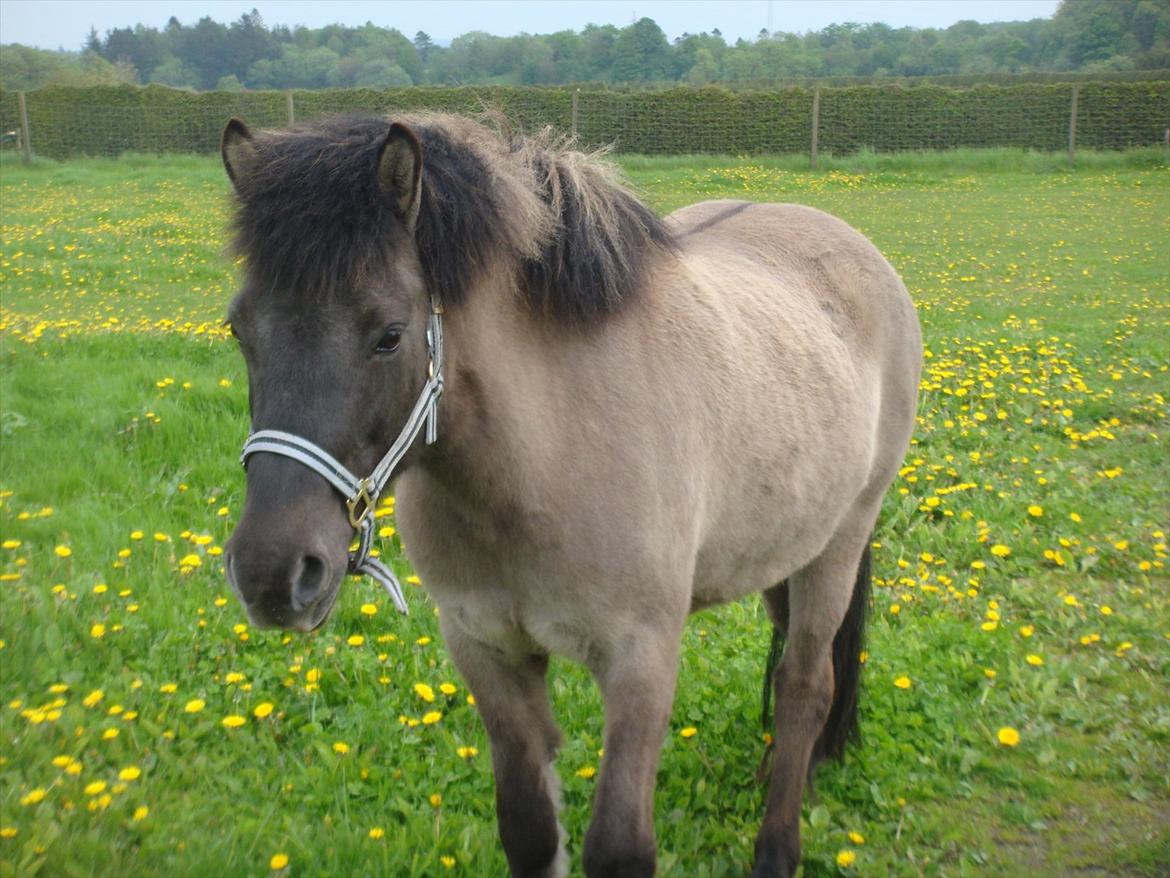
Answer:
690, 430, 872, 606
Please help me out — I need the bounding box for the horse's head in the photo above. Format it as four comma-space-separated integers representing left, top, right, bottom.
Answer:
220, 118, 432, 631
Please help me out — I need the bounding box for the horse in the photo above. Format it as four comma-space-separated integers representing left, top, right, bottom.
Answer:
219, 112, 922, 878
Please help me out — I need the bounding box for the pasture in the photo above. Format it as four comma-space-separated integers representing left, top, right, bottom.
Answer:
1, 148, 1167, 878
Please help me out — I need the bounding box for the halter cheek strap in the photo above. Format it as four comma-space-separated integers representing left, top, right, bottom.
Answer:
238, 296, 445, 614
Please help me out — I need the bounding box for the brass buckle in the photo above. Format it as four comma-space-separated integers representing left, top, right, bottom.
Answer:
346, 479, 375, 530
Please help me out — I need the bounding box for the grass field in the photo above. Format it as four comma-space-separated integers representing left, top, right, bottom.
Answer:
1, 148, 1168, 878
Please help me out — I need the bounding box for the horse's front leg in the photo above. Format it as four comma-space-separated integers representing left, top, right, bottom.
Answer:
582, 621, 683, 878
440, 617, 566, 878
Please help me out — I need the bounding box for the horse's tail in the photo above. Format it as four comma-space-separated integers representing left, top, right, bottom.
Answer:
814, 541, 871, 765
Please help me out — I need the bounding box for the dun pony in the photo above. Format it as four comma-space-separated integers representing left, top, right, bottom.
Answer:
220, 112, 921, 878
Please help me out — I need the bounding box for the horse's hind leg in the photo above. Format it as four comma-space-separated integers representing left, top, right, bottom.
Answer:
440, 617, 566, 878
752, 516, 874, 878
582, 619, 684, 878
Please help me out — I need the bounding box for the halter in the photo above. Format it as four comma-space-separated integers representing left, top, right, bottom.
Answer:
238, 295, 445, 614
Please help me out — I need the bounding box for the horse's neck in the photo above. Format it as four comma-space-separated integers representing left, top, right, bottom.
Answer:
416, 285, 546, 512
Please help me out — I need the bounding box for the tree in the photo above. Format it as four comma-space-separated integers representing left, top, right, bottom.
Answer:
1055, 0, 1129, 66
611, 17, 671, 81
413, 31, 433, 62
684, 46, 719, 83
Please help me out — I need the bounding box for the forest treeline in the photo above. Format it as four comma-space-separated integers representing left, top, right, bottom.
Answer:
1, 0, 1167, 92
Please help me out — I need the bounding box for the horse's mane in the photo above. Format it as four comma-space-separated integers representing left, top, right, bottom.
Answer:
228, 113, 675, 323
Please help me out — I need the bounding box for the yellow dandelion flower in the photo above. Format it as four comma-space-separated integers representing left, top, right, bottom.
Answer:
118, 766, 141, 781
430, 793, 442, 808
332, 741, 350, 754
90, 623, 106, 638
84, 780, 107, 796
414, 683, 435, 703
369, 827, 385, 840
439, 682, 457, 696
270, 852, 289, 870
347, 634, 365, 646
997, 726, 1020, 746
990, 544, 1011, 558
848, 831, 866, 845
576, 765, 597, 779
360, 603, 377, 616
132, 805, 149, 821
679, 726, 698, 738
440, 855, 455, 869
159, 683, 178, 694
894, 676, 911, 689
836, 849, 856, 868
184, 699, 205, 713
1026, 654, 1043, 666
1027, 505, 1043, 517
253, 702, 274, 718
83, 689, 104, 707
222, 715, 246, 729
0, 827, 17, 838
20, 788, 47, 806
54, 545, 72, 558
422, 711, 442, 725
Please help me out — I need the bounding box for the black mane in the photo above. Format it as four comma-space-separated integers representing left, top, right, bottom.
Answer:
228, 114, 675, 323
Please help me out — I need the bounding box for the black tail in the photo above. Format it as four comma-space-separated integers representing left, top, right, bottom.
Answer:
759, 543, 872, 767
813, 542, 871, 766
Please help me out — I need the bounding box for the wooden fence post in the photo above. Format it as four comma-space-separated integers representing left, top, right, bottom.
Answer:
571, 89, 579, 140
286, 90, 295, 126
1067, 83, 1079, 165
810, 85, 821, 170
18, 91, 32, 163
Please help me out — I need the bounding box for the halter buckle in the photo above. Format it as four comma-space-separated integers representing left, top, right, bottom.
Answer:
346, 479, 375, 530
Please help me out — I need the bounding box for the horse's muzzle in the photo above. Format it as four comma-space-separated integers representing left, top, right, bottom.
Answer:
224, 523, 346, 632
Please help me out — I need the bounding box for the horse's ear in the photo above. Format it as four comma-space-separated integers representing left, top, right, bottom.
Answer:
377, 122, 423, 233
221, 118, 257, 191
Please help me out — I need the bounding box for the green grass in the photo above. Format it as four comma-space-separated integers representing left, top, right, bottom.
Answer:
1, 149, 1168, 878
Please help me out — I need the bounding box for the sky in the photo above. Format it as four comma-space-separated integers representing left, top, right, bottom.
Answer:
0, 0, 1062, 52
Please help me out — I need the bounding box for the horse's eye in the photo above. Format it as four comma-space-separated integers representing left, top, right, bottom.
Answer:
376, 326, 403, 354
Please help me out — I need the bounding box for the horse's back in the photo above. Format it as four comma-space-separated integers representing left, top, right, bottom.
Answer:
654, 200, 921, 601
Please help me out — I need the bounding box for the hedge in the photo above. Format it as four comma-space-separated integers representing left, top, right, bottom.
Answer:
1, 80, 1166, 159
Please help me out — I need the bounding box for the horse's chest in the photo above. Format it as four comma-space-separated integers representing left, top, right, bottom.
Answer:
395, 478, 608, 663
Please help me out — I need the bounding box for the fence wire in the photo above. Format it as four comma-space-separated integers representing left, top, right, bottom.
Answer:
1, 82, 1167, 161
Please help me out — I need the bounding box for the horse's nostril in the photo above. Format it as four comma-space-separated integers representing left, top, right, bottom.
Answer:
291, 554, 328, 611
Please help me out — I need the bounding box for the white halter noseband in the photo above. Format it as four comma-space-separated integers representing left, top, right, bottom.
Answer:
238, 296, 444, 613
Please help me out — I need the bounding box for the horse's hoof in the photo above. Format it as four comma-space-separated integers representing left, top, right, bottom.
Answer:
750, 841, 798, 878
